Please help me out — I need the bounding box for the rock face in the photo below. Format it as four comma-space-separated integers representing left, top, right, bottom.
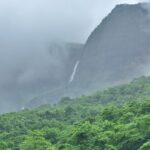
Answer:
73, 3, 150, 91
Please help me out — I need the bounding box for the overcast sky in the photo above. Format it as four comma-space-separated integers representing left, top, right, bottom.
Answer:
0, 0, 148, 112
0, 0, 145, 43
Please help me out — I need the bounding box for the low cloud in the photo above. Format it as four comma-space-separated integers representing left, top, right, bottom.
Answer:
0, 0, 144, 112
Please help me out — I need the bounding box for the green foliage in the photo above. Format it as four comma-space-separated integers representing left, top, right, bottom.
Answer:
0, 141, 8, 150
0, 76, 150, 149
139, 141, 150, 150
20, 136, 55, 150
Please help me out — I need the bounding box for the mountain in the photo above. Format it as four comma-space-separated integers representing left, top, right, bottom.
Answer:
26, 3, 150, 108
74, 3, 150, 91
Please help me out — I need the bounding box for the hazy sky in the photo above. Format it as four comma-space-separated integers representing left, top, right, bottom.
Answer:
0, 0, 147, 112
0, 0, 144, 43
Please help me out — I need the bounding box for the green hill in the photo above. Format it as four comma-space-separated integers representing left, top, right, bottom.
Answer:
0, 76, 150, 150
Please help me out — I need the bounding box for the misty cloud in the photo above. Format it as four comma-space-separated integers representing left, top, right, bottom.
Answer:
0, 0, 145, 112
0, 0, 143, 43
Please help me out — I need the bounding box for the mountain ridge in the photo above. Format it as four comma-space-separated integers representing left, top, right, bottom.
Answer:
74, 3, 150, 90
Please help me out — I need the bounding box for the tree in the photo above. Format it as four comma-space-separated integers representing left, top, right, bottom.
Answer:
0, 141, 8, 150
20, 135, 55, 150
139, 141, 150, 150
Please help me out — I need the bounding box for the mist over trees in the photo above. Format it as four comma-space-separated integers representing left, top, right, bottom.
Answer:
0, 76, 150, 149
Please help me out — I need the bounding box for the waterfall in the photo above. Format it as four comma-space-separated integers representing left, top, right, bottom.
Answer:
69, 60, 80, 83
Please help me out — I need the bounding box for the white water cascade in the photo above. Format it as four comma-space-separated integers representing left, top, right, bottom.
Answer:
69, 60, 80, 83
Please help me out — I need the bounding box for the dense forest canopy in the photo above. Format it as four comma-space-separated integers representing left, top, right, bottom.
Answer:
0, 76, 150, 150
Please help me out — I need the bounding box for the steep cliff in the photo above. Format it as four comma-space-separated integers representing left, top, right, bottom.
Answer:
74, 3, 150, 91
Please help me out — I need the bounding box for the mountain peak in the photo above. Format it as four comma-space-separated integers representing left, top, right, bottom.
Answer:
75, 3, 150, 92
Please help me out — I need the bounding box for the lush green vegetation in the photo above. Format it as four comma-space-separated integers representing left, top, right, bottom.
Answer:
0, 76, 150, 150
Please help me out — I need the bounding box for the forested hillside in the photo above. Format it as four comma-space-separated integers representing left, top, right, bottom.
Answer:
0, 76, 150, 149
